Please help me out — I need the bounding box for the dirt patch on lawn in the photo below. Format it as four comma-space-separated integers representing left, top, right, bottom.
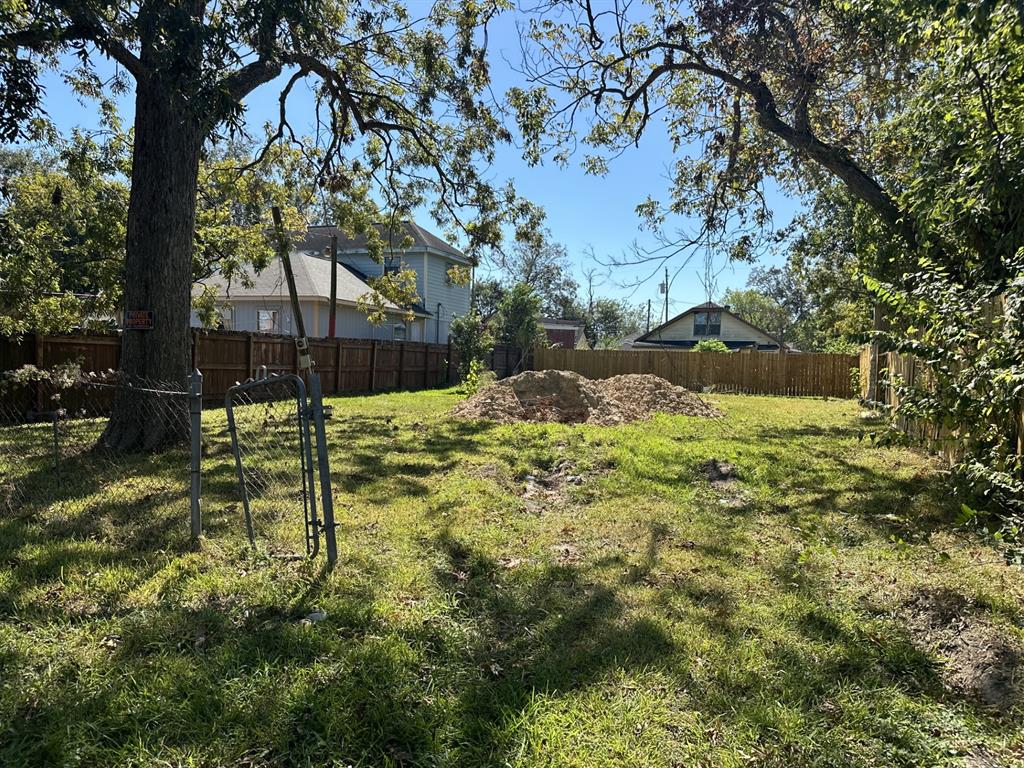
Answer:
452, 370, 720, 425
521, 458, 605, 513
699, 458, 750, 509
700, 458, 738, 487
900, 588, 1022, 714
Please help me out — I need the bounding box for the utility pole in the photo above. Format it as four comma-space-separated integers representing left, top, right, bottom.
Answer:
664, 268, 670, 323
271, 206, 312, 373
646, 299, 651, 332
327, 234, 338, 338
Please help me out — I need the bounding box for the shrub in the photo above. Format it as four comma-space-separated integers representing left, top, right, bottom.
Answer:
692, 339, 731, 353
449, 310, 493, 380
457, 358, 497, 395
492, 284, 542, 351
867, 257, 1024, 549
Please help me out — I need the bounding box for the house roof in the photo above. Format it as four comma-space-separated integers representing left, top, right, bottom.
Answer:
539, 316, 585, 329
297, 222, 468, 262
636, 300, 788, 349
195, 252, 415, 314
539, 317, 588, 346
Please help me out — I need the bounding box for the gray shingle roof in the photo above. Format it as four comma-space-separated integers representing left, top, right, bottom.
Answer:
197, 252, 400, 310
297, 222, 466, 261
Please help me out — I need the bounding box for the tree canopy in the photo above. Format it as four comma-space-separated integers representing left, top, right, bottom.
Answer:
0, 1, 544, 448
513, 0, 1023, 284
0, 128, 308, 335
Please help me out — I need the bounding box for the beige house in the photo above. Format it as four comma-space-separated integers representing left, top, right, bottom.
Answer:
628, 301, 789, 351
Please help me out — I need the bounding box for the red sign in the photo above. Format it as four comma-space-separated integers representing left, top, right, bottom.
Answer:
124, 310, 155, 330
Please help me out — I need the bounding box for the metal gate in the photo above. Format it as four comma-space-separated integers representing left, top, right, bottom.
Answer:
225, 372, 337, 563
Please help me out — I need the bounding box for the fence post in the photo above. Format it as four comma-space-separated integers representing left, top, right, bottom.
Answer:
398, 342, 406, 390
189, 368, 203, 546
246, 333, 254, 381
51, 413, 60, 477
335, 338, 343, 393
369, 340, 377, 392
307, 372, 338, 566
33, 333, 43, 412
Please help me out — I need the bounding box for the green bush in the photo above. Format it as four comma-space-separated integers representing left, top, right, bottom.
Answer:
449, 310, 493, 379
692, 339, 731, 353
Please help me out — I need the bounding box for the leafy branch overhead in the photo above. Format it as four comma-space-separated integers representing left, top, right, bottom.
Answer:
512, 0, 1023, 283
0, 1, 545, 321
0, 131, 307, 335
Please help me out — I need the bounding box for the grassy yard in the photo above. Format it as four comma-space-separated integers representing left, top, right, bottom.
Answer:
2, 390, 1023, 766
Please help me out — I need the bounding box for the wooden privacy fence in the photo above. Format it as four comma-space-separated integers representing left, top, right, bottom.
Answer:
532, 347, 860, 398
0, 330, 522, 399
860, 348, 1024, 466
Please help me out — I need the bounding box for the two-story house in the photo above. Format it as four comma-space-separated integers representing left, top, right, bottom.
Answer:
191, 222, 472, 343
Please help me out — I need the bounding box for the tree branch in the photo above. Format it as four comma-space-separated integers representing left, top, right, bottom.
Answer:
221, 57, 284, 103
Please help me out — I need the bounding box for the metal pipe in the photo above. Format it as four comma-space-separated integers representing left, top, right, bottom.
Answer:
308, 373, 337, 566
189, 368, 203, 545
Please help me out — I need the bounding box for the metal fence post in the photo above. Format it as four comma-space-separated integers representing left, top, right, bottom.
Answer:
308, 372, 338, 566
51, 413, 60, 478
189, 368, 203, 545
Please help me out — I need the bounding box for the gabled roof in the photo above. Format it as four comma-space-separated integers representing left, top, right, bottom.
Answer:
539, 316, 586, 329
297, 222, 467, 262
636, 300, 788, 349
195, 252, 414, 313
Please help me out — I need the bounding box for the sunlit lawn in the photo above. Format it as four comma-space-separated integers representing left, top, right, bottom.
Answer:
1, 389, 1022, 766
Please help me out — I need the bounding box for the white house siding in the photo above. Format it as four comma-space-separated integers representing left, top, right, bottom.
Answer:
313, 303, 425, 342
423, 252, 472, 343
191, 299, 320, 335
336, 252, 384, 278
649, 311, 777, 345
341, 250, 470, 343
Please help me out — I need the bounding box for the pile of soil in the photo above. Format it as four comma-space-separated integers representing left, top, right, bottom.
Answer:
452, 370, 720, 425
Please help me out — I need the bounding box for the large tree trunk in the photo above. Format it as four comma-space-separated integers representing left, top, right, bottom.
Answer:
102, 81, 203, 452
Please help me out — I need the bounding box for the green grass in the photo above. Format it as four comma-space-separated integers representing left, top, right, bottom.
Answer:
2, 390, 1023, 766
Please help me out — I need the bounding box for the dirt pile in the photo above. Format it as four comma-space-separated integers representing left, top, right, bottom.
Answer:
452, 370, 720, 425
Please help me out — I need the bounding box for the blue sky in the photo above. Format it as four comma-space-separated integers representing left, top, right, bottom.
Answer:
32, 9, 800, 319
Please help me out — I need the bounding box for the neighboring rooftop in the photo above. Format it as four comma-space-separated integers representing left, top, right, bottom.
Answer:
635, 300, 789, 350
296, 222, 467, 262
539, 316, 586, 328
196, 252, 403, 310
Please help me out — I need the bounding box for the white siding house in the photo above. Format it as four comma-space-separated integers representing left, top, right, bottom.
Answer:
191, 222, 472, 343
629, 301, 788, 351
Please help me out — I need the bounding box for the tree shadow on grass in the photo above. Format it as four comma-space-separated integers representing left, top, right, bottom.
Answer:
420, 525, 1001, 767
329, 416, 495, 502
0, 518, 1010, 768
428, 530, 675, 763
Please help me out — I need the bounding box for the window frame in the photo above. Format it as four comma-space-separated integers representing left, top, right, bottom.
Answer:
257, 309, 279, 333
693, 310, 722, 337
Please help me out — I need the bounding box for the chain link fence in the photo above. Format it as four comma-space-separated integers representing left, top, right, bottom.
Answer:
0, 368, 193, 550
224, 374, 320, 558
0, 364, 337, 564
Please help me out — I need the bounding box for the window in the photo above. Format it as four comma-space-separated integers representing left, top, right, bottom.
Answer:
218, 305, 233, 331
257, 309, 279, 333
693, 311, 721, 336
392, 323, 407, 341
